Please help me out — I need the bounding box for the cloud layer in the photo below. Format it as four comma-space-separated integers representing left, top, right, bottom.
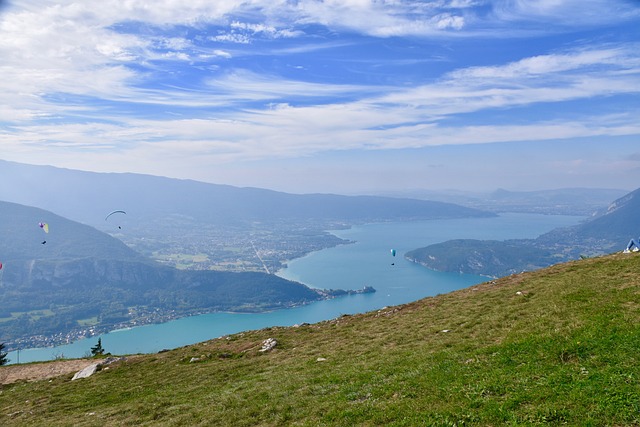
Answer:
1, 0, 639, 192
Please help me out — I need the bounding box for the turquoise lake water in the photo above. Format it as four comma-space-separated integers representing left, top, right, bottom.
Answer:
7, 213, 584, 364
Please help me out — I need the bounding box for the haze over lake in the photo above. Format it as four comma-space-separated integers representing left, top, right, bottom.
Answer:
8, 213, 583, 364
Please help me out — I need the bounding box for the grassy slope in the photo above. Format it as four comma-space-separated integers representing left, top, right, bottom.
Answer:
1, 253, 639, 426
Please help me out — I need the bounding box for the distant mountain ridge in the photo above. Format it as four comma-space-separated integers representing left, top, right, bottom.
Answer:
377, 187, 627, 215
406, 187, 640, 277
0, 160, 493, 228
0, 159, 495, 273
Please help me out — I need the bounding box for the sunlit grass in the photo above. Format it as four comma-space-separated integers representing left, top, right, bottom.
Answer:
151, 252, 210, 269
2, 252, 640, 426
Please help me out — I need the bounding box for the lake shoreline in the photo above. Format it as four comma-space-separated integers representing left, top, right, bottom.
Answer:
7, 213, 585, 365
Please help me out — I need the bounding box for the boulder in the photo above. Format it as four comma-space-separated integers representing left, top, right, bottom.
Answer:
72, 363, 99, 380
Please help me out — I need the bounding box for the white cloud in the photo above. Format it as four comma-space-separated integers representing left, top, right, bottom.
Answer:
448, 47, 639, 80
491, 0, 640, 26
0, 0, 639, 192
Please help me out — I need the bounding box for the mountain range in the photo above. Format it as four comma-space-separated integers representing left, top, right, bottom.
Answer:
2, 159, 635, 349
0, 159, 496, 273
0, 160, 495, 349
0, 160, 494, 229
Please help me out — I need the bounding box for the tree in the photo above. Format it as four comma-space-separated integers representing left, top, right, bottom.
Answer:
0, 342, 9, 365
90, 338, 105, 356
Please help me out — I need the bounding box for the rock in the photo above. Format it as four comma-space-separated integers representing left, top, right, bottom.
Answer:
259, 338, 277, 352
71, 357, 126, 380
72, 363, 99, 380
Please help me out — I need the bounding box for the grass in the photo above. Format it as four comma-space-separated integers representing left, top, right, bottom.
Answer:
151, 253, 210, 269
1, 252, 640, 426
77, 317, 99, 327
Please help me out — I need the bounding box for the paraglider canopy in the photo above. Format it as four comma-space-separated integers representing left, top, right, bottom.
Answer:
105, 210, 126, 221
38, 222, 49, 233
390, 249, 396, 257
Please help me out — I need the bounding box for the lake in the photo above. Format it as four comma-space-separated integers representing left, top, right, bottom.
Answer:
7, 213, 584, 364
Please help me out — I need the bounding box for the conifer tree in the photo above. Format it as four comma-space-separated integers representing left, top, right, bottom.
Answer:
90, 338, 105, 356
0, 342, 9, 365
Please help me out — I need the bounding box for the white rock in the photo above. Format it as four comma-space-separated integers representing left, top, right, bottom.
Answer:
72, 363, 100, 380
259, 338, 277, 352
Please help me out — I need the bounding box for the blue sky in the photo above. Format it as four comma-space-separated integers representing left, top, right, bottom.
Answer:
1, 0, 639, 194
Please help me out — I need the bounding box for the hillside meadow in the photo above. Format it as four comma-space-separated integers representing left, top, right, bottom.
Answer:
1, 252, 639, 426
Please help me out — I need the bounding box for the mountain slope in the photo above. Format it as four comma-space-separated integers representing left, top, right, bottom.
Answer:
407, 187, 640, 277
571, 187, 640, 241
0, 200, 144, 262
0, 201, 330, 346
1, 252, 638, 425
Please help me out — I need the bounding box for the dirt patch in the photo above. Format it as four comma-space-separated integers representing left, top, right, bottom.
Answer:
0, 359, 94, 385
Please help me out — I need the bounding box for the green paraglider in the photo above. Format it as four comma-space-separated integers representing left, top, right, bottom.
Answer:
390, 249, 396, 257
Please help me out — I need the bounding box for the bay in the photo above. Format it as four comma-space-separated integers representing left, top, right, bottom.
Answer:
7, 213, 583, 364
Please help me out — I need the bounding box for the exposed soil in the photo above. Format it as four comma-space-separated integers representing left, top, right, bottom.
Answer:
0, 359, 94, 385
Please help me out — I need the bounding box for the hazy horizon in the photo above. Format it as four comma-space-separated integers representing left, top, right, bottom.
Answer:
1, 1, 639, 194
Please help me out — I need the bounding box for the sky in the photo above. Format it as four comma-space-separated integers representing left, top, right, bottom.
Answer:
1, 0, 639, 195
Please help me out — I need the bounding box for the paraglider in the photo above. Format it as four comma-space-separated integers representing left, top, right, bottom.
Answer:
105, 210, 126, 221
390, 248, 396, 265
38, 222, 49, 244
105, 210, 126, 229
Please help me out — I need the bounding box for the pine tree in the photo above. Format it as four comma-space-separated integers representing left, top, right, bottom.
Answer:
90, 338, 105, 356
0, 342, 9, 365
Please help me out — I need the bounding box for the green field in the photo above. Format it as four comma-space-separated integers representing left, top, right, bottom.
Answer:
152, 253, 210, 269
1, 252, 639, 426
